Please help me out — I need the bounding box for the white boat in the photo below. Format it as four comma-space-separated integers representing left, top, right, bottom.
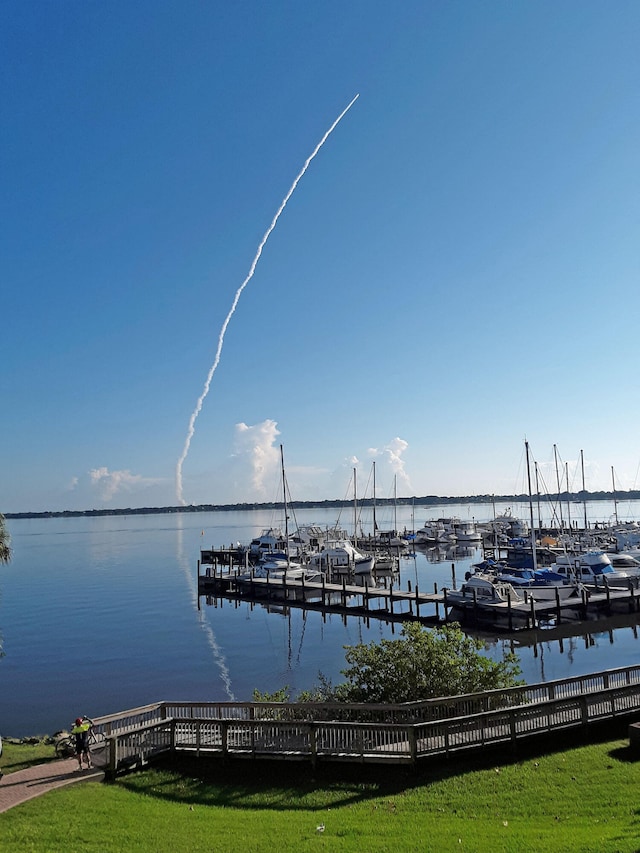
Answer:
249, 528, 288, 558
444, 573, 525, 605
288, 523, 349, 555
485, 566, 583, 601
237, 560, 324, 584
485, 508, 530, 541
452, 519, 482, 542
416, 516, 481, 544
552, 550, 640, 588
257, 550, 304, 572
414, 518, 457, 546
247, 446, 321, 580
608, 552, 640, 570
308, 540, 375, 575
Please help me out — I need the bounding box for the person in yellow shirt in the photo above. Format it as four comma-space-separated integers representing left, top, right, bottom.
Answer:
71, 716, 92, 770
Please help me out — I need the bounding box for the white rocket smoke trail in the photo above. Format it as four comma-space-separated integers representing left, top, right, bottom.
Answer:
176, 94, 360, 504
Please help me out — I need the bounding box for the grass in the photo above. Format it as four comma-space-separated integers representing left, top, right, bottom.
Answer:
1, 739, 58, 773
2, 732, 640, 852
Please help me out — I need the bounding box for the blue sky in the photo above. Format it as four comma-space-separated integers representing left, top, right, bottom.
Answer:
3, 1, 640, 513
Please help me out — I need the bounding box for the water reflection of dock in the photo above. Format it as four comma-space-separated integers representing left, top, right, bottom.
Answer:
507, 610, 640, 649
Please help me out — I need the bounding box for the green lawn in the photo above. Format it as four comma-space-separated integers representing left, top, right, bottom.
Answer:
2, 735, 640, 852
0, 738, 58, 773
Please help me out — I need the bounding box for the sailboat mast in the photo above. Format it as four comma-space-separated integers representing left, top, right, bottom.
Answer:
525, 440, 538, 572
394, 475, 398, 535
553, 444, 564, 532
280, 444, 289, 566
372, 461, 377, 535
612, 466, 619, 526
353, 466, 358, 540
565, 462, 572, 532
534, 461, 542, 531
581, 449, 588, 530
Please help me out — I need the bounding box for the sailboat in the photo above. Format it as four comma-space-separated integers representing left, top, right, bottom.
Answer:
242, 446, 324, 583
308, 467, 375, 577
470, 441, 584, 600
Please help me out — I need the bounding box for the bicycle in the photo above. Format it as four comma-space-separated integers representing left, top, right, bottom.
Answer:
55, 717, 106, 758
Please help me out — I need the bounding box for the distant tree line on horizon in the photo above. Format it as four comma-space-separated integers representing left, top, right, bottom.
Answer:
4, 489, 638, 520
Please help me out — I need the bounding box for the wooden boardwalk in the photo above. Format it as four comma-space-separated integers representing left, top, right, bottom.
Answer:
90, 664, 640, 775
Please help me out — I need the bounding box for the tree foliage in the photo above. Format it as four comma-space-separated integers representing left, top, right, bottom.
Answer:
332, 622, 522, 703
0, 513, 11, 564
252, 686, 291, 703
252, 623, 522, 707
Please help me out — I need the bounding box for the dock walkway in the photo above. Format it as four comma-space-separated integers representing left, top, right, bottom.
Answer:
198, 561, 640, 631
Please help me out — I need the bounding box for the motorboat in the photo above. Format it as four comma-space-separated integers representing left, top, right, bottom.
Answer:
308, 540, 375, 576
414, 518, 458, 546
608, 552, 640, 570
288, 524, 349, 554
237, 557, 324, 584
452, 519, 482, 542
551, 550, 640, 588
249, 528, 288, 558
485, 566, 583, 601
483, 509, 530, 542
444, 573, 525, 605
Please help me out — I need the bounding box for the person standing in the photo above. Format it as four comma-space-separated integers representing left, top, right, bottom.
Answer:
71, 717, 92, 770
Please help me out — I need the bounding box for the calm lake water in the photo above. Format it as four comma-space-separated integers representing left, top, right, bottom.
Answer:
2, 499, 640, 737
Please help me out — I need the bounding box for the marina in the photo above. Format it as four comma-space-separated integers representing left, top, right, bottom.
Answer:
198, 551, 640, 632
4, 500, 640, 738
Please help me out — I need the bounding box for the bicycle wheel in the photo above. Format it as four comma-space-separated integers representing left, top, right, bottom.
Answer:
55, 736, 75, 758
90, 731, 106, 748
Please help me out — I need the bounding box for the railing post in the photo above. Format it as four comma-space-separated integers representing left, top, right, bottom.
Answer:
408, 725, 417, 766
309, 723, 317, 769
107, 735, 117, 779
222, 721, 229, 760
580, 696, 589, 732
510, 710, 517, 752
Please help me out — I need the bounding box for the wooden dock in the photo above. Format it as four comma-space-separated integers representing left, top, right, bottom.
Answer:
199, 568, 446, 625
197, 556, 640, 632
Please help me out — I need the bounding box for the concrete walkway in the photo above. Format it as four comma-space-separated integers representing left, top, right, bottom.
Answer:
0, 757, 105, 814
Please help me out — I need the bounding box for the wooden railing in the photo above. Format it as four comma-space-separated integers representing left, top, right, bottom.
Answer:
89, 663, 640, 774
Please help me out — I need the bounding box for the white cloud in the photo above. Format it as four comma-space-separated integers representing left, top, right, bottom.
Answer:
367, 437, 412, 493
89, 467, 163, 502
232, 420, 281, 498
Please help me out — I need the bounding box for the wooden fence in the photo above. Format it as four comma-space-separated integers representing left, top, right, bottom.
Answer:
89, 663, 640, 775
